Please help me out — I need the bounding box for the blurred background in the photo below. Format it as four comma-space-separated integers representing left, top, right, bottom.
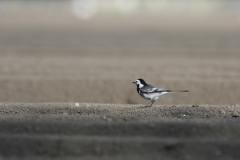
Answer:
0, 0, 239, 105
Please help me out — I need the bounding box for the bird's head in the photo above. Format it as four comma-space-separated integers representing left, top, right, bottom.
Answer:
132, 78, 146, 88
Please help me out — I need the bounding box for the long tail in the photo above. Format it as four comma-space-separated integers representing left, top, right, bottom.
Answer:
168, 90, 189, 92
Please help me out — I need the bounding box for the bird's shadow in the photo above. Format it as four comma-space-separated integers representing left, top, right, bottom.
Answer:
140, 105, 152, 108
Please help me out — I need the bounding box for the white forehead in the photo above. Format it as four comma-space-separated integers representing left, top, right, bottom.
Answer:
135, 79, 144, 88
135, 80, 140, 84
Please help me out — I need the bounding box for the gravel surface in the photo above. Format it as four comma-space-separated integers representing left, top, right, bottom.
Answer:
0, 103, 240, 160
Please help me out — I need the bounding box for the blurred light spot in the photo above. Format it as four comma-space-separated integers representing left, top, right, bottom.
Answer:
75, 103, 80, 107
71, 0, 98, 20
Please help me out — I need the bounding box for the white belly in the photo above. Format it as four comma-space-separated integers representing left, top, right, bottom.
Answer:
140, 92, 169, 100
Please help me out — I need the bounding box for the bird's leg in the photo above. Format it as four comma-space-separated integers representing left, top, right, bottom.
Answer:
145, 100, 153, 107
148, 100, 155, 107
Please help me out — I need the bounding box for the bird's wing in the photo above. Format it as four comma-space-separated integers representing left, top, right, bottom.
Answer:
140, 85, 170, 93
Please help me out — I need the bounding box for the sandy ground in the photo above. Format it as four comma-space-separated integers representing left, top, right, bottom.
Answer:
0, 3, 240, 105
0, 1, 240, 159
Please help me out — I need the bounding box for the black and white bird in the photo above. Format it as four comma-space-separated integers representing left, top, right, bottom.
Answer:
133, 78, 189, 107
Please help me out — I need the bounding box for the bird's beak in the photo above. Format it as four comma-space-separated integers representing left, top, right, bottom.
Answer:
132, 82, 135, 84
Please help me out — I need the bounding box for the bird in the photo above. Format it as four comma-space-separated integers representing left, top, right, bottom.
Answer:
132, 78, 189, 107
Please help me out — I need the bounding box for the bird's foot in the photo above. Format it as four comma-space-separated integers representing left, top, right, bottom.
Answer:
143, 105, 151, 108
